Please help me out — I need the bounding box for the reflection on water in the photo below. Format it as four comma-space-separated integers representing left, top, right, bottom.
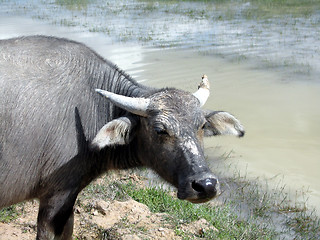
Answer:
1, 1, 319, 213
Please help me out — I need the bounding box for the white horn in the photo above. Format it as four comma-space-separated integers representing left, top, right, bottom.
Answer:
193, 75, 210, 107
95, 89, 150, 117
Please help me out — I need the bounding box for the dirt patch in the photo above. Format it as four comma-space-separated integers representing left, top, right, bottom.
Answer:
0, 174, 213, 239
73, 197, 176, 239
0, 197, 208, 239
0, 201, 38, 240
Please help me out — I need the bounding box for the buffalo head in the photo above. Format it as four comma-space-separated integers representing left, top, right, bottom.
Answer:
91, 75, 244, 203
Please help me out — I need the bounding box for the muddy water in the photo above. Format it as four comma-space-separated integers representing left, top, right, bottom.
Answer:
1, 15, 320, 213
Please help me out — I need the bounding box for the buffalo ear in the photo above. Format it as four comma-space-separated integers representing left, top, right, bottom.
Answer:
90, 117, 137, 150
203, 111, 245, 137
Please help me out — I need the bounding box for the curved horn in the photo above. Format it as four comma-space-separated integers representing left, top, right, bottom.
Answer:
95, 89, 150, 117
193, 75, 210, 107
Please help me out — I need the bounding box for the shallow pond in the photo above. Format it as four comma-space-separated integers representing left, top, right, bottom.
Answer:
1, 0, 320, 213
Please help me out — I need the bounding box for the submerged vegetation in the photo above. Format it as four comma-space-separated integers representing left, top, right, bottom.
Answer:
55, 0, 91, 9
51, 0, 320, 19
4, 0, 315, 80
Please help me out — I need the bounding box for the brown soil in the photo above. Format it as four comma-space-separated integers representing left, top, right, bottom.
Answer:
0, 173, 217, 239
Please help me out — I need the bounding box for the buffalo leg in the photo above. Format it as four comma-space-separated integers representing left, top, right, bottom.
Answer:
36, 193, 77, 240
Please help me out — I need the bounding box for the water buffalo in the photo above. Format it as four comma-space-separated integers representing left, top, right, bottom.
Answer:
0, 36, 244, 239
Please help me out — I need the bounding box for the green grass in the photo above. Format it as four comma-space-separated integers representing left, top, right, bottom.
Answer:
0, 206, 20, 223
119, 182, 277, 239
55, 0, 92, 10
82, 178, 130, 201
241, 0, 319, 18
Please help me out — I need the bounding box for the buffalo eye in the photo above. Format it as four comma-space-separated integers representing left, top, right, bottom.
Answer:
154, 126, 168, 136
201, 122, 207, 130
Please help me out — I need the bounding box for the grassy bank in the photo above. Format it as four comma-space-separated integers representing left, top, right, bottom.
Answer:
81, 169, 320, 239
124, 182, 276, 239
1, 169, 320, 239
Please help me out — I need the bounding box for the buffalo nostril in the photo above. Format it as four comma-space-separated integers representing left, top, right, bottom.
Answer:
192, 180, 205, 193
192, 178, 218, 197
